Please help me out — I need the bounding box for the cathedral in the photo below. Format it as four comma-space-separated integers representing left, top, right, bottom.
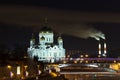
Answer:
27, 24, 65, 63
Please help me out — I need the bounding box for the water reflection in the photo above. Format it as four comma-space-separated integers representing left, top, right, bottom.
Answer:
64, 74, 120, 80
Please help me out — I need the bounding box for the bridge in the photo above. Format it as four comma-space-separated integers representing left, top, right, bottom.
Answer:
61, 58, 120, 63
46, 58, 120, 68
59, 63, 118, 74
45, 58, 120, 75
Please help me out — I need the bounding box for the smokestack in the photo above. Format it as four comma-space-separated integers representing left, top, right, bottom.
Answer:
103, 38, 107, 57
98, 39, 101, 58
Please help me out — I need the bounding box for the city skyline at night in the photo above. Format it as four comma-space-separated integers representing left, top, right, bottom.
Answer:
1, 1, 120, 80
0, 1, 120, 56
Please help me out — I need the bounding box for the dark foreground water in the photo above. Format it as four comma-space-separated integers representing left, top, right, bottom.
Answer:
64, 74, 120, 80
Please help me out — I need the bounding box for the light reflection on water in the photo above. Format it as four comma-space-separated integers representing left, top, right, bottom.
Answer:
64, 74, 120, 80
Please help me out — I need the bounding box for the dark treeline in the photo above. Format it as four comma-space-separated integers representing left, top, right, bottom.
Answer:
0, 43, 120, 61
0, 44, 27, 60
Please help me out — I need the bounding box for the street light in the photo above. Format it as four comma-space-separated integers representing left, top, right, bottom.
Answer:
114, 60, 116, 63
67, 55, 70, 58
37, 65, 41, 75
24, 65, 28, 77
7, 65, 14, 78
85, 54, 89, 58
80, 60, 82, 63
63, 60, 66, 64
24, 65, 28, 70
7, 65, 11, 69
25, 71, 29, 77
10, 71, 14, 78
80, 55, 83, 58
85, 60, 88, 63
74, 60, 77, 64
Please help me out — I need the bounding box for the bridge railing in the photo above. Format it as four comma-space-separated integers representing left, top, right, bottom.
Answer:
61, 58, 120, 63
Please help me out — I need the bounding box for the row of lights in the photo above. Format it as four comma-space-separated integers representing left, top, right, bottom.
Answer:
63, 60, 118, 64
67, 54, 89, 58
63, 60, 89, 64
7, 65, 42, 79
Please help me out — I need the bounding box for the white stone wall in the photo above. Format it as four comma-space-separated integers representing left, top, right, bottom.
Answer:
28, 45, 65, 62
28, 29, 65, 63
39, 32, 54, 44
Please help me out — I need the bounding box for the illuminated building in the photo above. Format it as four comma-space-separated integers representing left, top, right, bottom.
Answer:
98, 38, 107, 58
27, 25, 65, 63
98, 40, 101, 58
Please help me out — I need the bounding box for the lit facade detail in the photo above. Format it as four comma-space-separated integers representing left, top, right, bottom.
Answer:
98, 38, 107, 58
28, 26, 65, 63
103, 42, 107, 57
98, 42, 101, 55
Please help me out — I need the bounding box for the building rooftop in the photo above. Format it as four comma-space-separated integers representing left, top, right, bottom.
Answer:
40, 26, 53, 33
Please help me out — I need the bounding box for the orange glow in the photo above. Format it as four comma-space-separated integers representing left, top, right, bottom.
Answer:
7, 65, 12, 69
110, 63, 119, 70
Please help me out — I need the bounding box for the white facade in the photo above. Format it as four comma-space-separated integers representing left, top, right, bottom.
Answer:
28, 26, 65, 63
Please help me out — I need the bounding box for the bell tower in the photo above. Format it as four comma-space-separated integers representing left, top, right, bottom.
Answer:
30, 33, 35, 48
58, 34, 63, 48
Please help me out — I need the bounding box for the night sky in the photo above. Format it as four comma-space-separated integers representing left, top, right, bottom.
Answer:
0, 1, 120, 55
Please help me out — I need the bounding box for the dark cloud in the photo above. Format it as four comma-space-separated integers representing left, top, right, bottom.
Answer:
1, 5, 120, 26
0, 5, 120, 40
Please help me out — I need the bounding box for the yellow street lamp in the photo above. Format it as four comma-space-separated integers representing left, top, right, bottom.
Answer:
10, 71, 14, 78
114, 60, 116, 63
85, 60, 88, 63
24, 65, 28, 77
24, 65, 28, 70
7, 65, 13, 78
7, 65, 12, 70
80, 60, 82, 63
74, 60, 77, 64
63, 60, 66, 64
25, 71, 29, 77
80, 55, 83, 58
85, 54, 89, 58
38, 70, 42, 75
67, 55, 70, 58
37, 65, 41, 75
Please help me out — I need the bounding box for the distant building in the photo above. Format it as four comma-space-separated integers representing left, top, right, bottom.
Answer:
27, 24, 65, 63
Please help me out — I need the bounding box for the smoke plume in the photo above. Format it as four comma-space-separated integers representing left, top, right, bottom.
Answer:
51, 23, 105, 40
0, 5, 106, 40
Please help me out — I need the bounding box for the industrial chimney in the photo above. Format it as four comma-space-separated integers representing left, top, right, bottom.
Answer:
98, 39, 101, 58
103, 38, 107, 57
98, 37, 107, 58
